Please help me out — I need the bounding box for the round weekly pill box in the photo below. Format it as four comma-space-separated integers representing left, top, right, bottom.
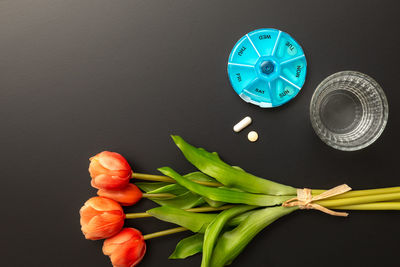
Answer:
227, 28, 307, 108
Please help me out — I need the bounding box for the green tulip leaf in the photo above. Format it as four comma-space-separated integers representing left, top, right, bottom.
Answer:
147, 183, 188, 195
147, 172, 217, 195
135, 182, 171, 192
231, 166, 245, 172
147, 206, 217, 233
186, 172, 226, 207
169, 233, 204, 259
184, 171, 218, 183
158, 167, 293, 206
201, 205, 256, 267
137, 173, 217, 209
210, 206, 297, 267
171, 135, 296, 195
229, 210, 258, 226
203, 198, 225, 208
148, 191, 205, 210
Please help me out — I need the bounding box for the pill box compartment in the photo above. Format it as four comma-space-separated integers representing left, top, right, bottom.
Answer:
227, 29, 307, 108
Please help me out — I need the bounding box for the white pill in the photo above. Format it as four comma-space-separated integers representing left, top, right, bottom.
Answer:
247, 131, 258, 142
233, 116, 252, 132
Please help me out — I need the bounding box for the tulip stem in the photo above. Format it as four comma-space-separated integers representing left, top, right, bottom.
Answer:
143, 227, 188, 240
312, 186, 400, 199
316, 192, 400, 207
125, 212, 151, 219
132, 172, 223, 187
331, 202, 400, 210
142, 193, 176, 199
132, 172, 175, 183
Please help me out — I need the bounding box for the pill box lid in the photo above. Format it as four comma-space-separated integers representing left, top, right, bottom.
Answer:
227, 28, 307, 108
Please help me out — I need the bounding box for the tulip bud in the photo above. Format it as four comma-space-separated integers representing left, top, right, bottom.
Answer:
97, 184, 143, 206
103, 228, 146, 267
89, 151, 132, 190
80, 196, 125, 240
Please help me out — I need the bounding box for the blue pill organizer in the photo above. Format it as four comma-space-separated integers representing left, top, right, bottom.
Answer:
227, 28, 307, 108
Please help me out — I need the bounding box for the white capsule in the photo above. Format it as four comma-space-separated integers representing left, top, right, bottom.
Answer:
247, 131, 258, 142
233, 116, 252, 132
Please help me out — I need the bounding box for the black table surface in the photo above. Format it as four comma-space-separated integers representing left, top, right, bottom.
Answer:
1, 1, 399, 266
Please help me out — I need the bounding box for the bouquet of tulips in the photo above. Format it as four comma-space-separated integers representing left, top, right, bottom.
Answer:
80, 136, 400, 267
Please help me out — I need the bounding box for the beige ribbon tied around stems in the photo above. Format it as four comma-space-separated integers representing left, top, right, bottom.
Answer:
282, 184, 352, 217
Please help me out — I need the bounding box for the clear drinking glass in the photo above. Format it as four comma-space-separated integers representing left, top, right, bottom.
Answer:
310, 71, 389, 151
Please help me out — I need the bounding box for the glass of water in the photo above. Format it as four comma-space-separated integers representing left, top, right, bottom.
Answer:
310, 71, 388, 151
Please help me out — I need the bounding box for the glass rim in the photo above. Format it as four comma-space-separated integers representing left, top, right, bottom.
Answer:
310, 71, 389, 151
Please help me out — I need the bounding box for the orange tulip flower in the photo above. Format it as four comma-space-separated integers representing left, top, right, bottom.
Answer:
80, 196, 125, 240
89, 151, 132, 190
97, 184, 143, 206
103, 228, 146, 267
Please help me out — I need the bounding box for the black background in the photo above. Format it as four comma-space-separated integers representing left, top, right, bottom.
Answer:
1, 1, 399, 266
